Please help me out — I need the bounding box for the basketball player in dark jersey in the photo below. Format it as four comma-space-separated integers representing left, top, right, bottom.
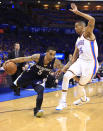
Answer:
5, 47, 63, 117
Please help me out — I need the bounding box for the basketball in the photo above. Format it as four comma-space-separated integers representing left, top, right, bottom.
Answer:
3, 61, 17, 75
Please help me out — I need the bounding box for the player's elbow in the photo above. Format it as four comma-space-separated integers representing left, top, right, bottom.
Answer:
90, 17, 95, 24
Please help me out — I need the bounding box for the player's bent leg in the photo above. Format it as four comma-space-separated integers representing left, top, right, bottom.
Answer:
73, 76, 91, 105
73, 97, 90, 105
56, 71, 75, 110
33, 85, 44, 117
12, 73, 24, 96
73, 84, 90, 105
17, 71, 34, 87
13, 70, 34, 88
12, 71, 34, 96
11, 73, 24, 95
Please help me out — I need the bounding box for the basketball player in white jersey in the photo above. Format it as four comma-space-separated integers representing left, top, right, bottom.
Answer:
56, 3, 99, 110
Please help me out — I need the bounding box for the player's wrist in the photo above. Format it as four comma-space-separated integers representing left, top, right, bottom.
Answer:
61, 67, 67, 73
11, 59, 17, 64
75, 10, 80, 15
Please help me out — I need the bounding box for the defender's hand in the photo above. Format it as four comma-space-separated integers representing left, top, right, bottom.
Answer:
55, 69, 63, 77
69, 3, 78, 13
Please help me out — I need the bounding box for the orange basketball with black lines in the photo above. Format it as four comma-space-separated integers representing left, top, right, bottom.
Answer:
3, 61, 17, 75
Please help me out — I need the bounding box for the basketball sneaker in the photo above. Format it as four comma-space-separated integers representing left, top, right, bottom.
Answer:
73, 97, 90, 105
56, 101, 67, 110
36, 110, 44, 118
34, 108, 44, 118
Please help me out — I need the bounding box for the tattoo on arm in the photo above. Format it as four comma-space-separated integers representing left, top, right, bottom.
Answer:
12, 56, 33, 63
30, 54, 40, 62
11, 54, 40, 63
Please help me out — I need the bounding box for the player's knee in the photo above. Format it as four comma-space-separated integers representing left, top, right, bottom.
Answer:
79, 77, 91, 86
63, 73, 69, 81
79, 82, 86, 86
37, 85, 44, 95
63, 71, 73, 82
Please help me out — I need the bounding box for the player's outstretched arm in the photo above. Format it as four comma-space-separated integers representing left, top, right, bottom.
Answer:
55, 46, 79, 77
6, 54, 40, 64
62, 46, 79, 73
70, 3, 95, 34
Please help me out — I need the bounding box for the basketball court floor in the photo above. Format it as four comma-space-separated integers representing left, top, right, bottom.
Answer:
0, 81, 103, 131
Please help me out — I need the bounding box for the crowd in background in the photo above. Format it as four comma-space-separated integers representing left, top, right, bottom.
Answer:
0, 30, 103, 66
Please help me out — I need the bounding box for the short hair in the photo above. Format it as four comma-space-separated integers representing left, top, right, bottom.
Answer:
75, 21, 86, 27
14, 42, 20, 46
46, 46, 56, 52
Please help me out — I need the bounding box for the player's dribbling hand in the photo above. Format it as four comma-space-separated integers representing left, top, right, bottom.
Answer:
3, 60, 12, 69
4, 60, 13, 65
69, 3, 78, 13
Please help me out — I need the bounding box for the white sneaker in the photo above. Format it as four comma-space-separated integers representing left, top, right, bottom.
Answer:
73, 97, 90, 105
56, 102, 67, 110
36, 110, 44, 118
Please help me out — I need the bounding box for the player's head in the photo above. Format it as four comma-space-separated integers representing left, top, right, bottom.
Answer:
14, 42, 20, 50
75, 21, 86, 35
46, 47, 56, 61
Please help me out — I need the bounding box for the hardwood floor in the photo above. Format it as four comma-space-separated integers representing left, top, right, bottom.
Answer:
0, 82, 103, 131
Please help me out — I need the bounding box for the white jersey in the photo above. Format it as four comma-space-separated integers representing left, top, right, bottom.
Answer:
76, 35, 98, 61
66, 35, 99, 85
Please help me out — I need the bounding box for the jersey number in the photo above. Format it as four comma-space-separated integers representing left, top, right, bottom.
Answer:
79, 47, 83, 54
38, 70, 43, 75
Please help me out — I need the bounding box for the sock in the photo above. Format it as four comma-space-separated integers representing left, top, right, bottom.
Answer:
80, 88, 87, 101
60, 91, 67, 103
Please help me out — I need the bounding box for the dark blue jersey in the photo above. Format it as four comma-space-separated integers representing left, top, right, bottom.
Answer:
30, 54, 55, 80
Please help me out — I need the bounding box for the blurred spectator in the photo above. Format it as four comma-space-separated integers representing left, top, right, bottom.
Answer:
0, 57, 3, 69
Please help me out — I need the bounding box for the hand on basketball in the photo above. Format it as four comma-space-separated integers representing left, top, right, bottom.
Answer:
4, 59, 14, 68
5, 60, 13, 65
69, 3, 78, 13
3, 60, 17, 75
